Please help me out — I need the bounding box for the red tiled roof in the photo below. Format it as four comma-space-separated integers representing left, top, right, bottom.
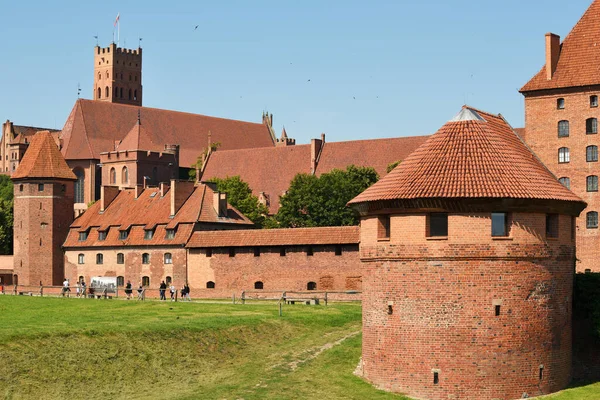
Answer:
315, 136, 429, 176
202, 135, 429, 214
59, 99, 275, 166
12, 131, 76, 180
521, 1, 600, 92
64, 183, 253, 248
186, 226, 359, 248
9, 125, 60, 145
117, 120, 155, 151
349, 106, 585, 206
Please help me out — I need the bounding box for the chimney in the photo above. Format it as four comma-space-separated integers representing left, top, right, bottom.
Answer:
546, 33, 560, 80
213, 191, 228, 217
310, 134, 325, 174
100, 186, 120, 212
169, 179, 196, 217
134, 184, 143, 199
160, 182, 170, 197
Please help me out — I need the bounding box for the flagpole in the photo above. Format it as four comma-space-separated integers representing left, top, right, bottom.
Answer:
118, 18, 120, 47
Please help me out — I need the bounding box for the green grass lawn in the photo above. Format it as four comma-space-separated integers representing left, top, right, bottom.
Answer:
0, 296, 598, 400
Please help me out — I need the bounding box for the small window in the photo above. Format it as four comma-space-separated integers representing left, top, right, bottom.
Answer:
558, 177, 571, 189
117, 253, 124, 264
106, 86, 109, 98
254, 247, 260, 257
495, 305, 501, 316
587, 118, 598, 134
142, 253, 150, 264
78, 253, 85, 264
428, 213, 448, 237
491, 212, 508, 237
306, 246, 314, 256
98, 231, 107, 241
591, 95, 598, 108
587, 211, 598, 229
585, 268, 592, 274
96, 253, 103, 264
166, 276, 172, 285
307, 282, 317, 291
558, 147, 570, 163
117, 276, 124, 287
206, 281, 215, 289
119, 229, 129, 240
433, 371, 439, 385
254, 281, 264, 290
377, 215, 391, 240
206, 248, 212, 257
121, 167, 129, 185
546, 214, 559, 238
280, 247, 286, 257
229, 248, 236, 257
587, 175, 598, 192
164, 253, 172, 264
558, 120, 569, 137
587, 146, 598, 162
79, 231, 88, 241
144, 229, 154, 240
557, 98, 565, 109
38, 183, 44, 192
97, 87, 101, 99
142, 276, 150, 287
165, 229, 176, 239
335, 245, 342, 256
19, 184, 23, 192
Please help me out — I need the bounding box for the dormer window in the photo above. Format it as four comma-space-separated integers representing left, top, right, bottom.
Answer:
165, 229, 176, 239
557, 98, 565, 109
78, 231, 88, 241
144, 229, 154, 240
119, 229, 129, 240
98, 230, 107, 241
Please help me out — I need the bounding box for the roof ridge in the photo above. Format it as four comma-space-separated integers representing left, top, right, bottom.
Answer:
78, 100, 96, 158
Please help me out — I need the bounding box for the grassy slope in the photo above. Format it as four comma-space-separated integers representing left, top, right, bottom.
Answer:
0, 296, 598, 400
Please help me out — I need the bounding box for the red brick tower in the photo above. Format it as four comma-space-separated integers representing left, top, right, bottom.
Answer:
349, 107, 587, 400
520, 0, 600, 272
12, 131, 76, 286
94, 43, 142, 106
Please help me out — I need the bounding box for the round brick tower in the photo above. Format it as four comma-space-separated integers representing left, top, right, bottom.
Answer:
349, 107, 587, 400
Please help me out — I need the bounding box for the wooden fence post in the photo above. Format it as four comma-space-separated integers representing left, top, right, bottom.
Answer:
13, 284, 17, 295
232, 293, 235, 304
241, 291, 245, 305
40, 285, 43, 297
325, 292, 328, 307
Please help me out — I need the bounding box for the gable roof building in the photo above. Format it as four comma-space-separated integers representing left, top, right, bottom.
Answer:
12, 130, 76, 181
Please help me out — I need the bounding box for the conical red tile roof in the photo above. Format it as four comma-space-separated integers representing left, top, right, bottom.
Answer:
12, 131, 76, 181
349, 107, 584, 208
521, 0, 600, 92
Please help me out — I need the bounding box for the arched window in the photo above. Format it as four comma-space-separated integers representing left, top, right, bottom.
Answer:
591, 95, 598, 108
134, 90, 138, 101
142, 253, 150, 264
98, 72, 101, 81
97, 87, 101, 99
166, 276, 172, 285
78, 254, 84, 264
164, 253, 172, 264
19, 184, 23, 192
307, 282, 317, 291
122, 166, 129, 184
74, 168, 85, 203
142, 276, 150, 287
558, 120, 569, 137
110, 167, 116, 184
206, 281, 215, 289
587, 118, 598, 134
117, 253, 124, 264
587, 212, 599, 229
105, 86, 109, 98
106, 71, 109, 79
117, 276, 124, 286
128, 89, 132, 100
587, 175, 598, 192
558, 147, 570, 163
557, 98, 565, 110
129, 74, 132, 81
254, 281, 264, 290
587, 145, 598, 162
114, 87, 119, 98
78, 276, 84, 283
558, 177, 571, 189
152, 167, 158, 184
120, 87, 123, 98
96, 253, 103, 264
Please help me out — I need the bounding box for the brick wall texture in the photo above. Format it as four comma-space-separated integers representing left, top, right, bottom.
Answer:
359, 212, 574, 400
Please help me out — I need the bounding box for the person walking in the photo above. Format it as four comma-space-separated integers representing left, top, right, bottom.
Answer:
137, 283, 144, 300
125, 280, 132, 300
184, 283, 191, 301
159, 280, 167, 301
62, 278, 70, 297
169, 283, 176, 301
81, 280, 87, 298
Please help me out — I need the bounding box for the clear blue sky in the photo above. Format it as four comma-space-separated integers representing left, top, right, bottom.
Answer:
0, 0, 592, 144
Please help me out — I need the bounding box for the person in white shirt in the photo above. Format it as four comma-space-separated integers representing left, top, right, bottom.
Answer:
62, 279, 70, 297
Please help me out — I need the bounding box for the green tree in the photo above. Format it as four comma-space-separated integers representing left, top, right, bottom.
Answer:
0, 175, 14, 254
208, 176, 269, 227
276, 165, 379, 228
386, 160, 402, 173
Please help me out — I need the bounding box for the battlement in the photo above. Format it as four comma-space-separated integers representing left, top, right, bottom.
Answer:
100, 149, 177, 163
95, 44, 142, 57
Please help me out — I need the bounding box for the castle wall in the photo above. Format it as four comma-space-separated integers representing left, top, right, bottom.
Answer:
360, 212, 574, 400
524, 89, 600, 272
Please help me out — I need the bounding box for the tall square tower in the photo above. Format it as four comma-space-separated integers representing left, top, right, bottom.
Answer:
93, 43, 142, 106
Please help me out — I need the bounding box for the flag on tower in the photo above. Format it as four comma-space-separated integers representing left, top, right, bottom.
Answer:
114, 13, 120, 27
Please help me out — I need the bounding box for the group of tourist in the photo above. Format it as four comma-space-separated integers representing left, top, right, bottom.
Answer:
58, 278, 192, 301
